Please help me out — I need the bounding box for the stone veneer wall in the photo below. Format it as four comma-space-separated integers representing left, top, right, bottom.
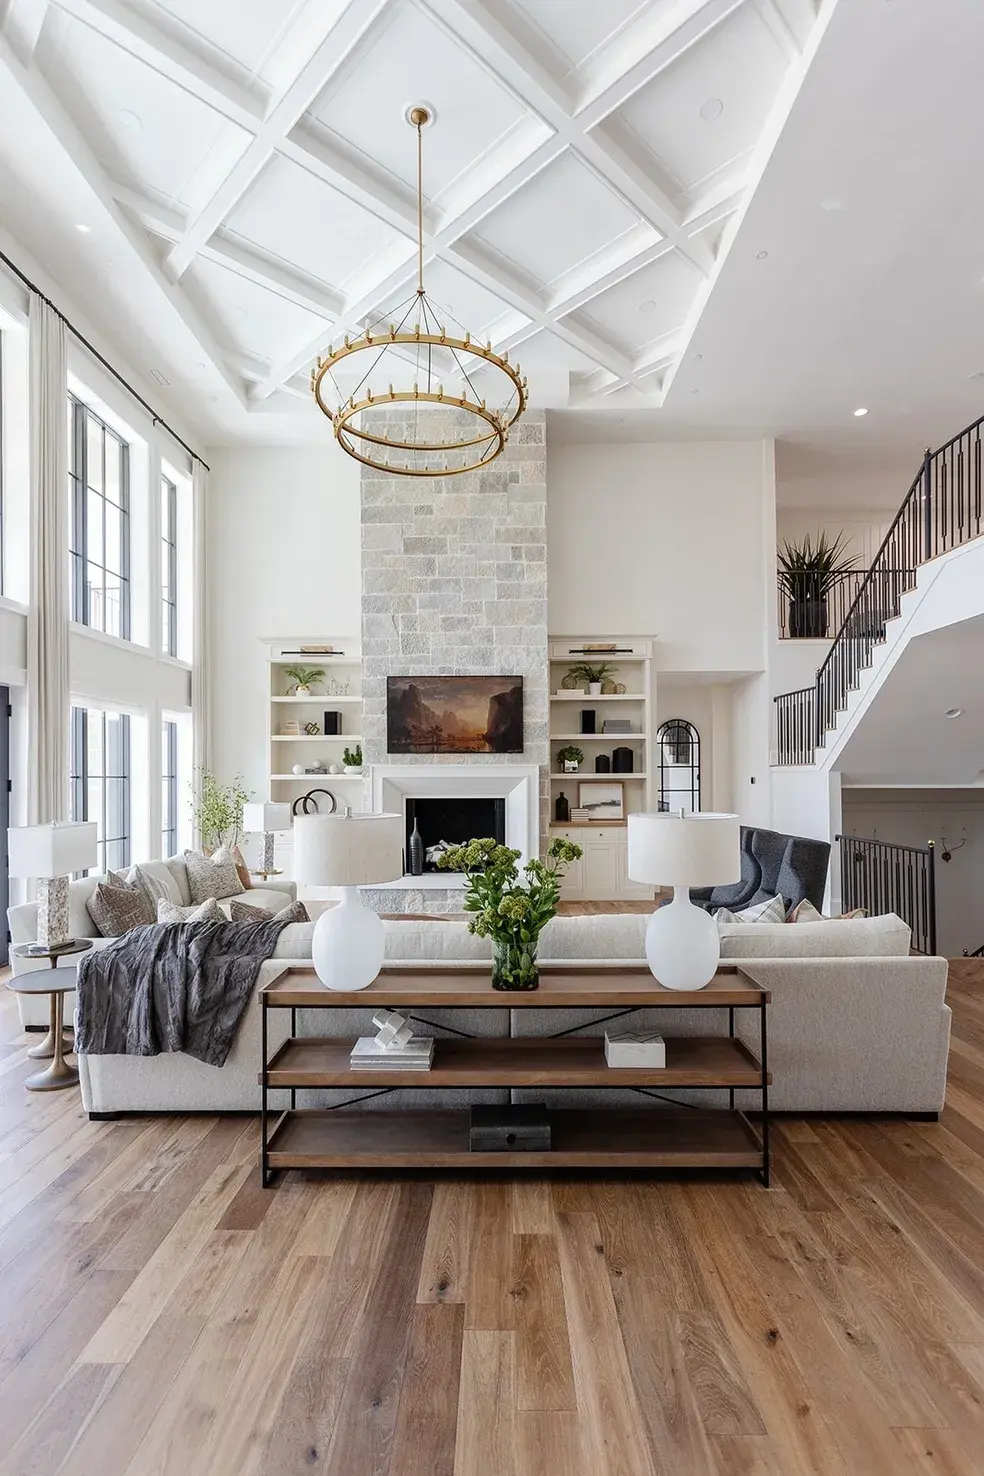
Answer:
360, 407, 548, 907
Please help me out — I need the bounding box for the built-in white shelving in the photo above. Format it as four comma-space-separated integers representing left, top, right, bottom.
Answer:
265, 639, 364, 818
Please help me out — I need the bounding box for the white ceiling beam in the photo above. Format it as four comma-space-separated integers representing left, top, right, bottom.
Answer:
166, 0, 389, 279
53, 0, 264, 129
2, 0, 49, 62
0, 35, 248, 408
752, 0, 801, 61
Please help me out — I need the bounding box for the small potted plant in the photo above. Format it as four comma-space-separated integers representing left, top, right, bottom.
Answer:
343, 743, 363, 774
569, 660, 617, 696
438, 836, 583, 991
557, 744, 584, 773
283, 664, 325, 697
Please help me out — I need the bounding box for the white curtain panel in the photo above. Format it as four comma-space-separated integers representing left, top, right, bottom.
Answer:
191, 457, 210, 835
26, 293, 69, 824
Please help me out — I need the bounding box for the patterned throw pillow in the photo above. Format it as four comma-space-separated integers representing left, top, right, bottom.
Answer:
157, 896, 223, 925
788, 899, 868, 923
715, 894, 787, 926
227, 898, 309, 924
86, 872, 155, 937
183, 848, 246, 904
126, 862, 183, 909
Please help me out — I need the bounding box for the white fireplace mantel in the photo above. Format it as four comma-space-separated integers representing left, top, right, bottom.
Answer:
369, 763, 540, 886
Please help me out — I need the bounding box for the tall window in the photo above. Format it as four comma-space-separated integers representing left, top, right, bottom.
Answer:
657, 719, 701, 815
162, 718, 178, 856
69, 395, 130, 638
70, 706, 131, 873
0, 327, 5, 593
161, 474, 177, 656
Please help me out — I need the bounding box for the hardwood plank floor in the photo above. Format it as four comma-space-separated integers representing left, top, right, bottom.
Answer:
1, 961, 984, 1475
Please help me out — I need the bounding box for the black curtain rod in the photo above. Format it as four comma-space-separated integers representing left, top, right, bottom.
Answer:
0, 248, 210, 472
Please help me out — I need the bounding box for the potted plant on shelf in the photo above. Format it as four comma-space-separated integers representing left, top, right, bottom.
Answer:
557, 744, 584, 773
777, 532, 857, 639
343, 744, 363, 774
568, 660, 617, 696
283, 664, 325, 697
437, 836, 583, 991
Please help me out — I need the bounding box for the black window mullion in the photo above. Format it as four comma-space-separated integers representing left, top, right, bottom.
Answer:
121, 442, 131, 641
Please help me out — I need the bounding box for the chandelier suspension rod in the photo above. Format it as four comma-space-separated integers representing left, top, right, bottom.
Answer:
414, 109, 426, 296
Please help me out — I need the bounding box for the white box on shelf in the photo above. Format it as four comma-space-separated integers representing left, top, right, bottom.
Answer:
604, 1031, 666, 1067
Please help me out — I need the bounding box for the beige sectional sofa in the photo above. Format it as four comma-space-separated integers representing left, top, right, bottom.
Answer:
33, 908, 948, 1119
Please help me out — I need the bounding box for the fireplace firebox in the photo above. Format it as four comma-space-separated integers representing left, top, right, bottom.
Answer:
405, 796, 506, 871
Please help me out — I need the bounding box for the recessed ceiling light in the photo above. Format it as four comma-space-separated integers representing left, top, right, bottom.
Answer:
699, 98, 724, 121
819, 198, 846, 211
638, 299, 656, 313
694, 353, 703, 362
945, 707, 963, 718
755, 250, 768, 260
118, 109, 141, 129
689, 388, 699, 395
853, 407, 869, 417
75, 223, 92, 234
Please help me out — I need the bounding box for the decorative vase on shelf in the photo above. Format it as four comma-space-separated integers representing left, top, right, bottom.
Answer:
563, 759, 579, 773
555, 791, 570, 823
588, 681, 603, 696
344, 766, 362, 775
492, 935, 539, 992
294, 684, 311, 697
408, 819, 424, 876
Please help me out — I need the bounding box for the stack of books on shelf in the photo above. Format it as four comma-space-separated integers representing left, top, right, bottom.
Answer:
569, 806, 591, 821
349, 1036, 435, 1071
602, 718, 634, 734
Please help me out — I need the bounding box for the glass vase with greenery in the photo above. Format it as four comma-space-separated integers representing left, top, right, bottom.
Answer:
192, 769, 252, 853
437, 836, 583, 991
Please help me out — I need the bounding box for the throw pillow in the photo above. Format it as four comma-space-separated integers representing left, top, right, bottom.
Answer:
126, 862, 183, 910
157, 896, 223, 925
183, 848, 246, 904
86, 873, 155, 937
230, 844, 253, 890
715, 894, 787, 926
228, 898, 309, 924
788, 898, 868, 923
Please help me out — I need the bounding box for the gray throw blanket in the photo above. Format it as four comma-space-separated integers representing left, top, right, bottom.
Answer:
76, 916, 289, 1067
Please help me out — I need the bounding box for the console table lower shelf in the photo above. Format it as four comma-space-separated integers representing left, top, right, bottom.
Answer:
259, 964, 771, 1184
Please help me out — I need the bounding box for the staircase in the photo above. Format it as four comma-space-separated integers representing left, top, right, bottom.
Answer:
774, 411, 984, 765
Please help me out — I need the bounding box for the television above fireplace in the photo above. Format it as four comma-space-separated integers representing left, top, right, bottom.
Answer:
387, 675, 524, 755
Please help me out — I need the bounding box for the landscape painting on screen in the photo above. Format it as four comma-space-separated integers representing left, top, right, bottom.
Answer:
387, 676, 524, 754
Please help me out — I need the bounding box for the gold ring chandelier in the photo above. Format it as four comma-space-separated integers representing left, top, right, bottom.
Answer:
311, 105, 528, 476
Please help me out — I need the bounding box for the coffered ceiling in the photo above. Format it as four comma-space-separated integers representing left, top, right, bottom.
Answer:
0, 0, 831, 440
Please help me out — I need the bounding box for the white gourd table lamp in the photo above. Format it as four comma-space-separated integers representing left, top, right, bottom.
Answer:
293, 811, 404, 990
8, 822, 99, 949
242, 802, 291, 880
627, 812, 741, 990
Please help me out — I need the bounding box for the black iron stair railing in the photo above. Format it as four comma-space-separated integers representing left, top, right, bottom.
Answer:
774, 411, 984, 765
837, 834, 937, 955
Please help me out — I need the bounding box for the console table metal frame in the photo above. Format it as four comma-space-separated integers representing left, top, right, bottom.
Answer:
259, 963, 771, 1186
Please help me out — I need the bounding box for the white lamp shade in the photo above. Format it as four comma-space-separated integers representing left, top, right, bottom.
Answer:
242, 802, 291, 834
293, 812, 404, 886
627, 812, 740, 888
7, 822, 98, 878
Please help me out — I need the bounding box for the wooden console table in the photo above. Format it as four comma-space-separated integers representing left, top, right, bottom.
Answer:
259, 964, 771, 1185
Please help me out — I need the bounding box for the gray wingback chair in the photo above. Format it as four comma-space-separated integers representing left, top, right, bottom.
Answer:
690, 826, 830, 915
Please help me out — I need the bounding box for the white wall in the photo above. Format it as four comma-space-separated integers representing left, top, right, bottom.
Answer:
776, 506, 891, 568
547, 440, 776, 673
731, 674, 775, 827
206, 446, 361, 800
841, 788, 984, 956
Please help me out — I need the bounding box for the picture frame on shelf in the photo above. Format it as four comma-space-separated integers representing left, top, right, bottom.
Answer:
577, 781, 624, 821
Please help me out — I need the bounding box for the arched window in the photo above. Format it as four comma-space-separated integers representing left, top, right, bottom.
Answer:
657, 719, 701, 814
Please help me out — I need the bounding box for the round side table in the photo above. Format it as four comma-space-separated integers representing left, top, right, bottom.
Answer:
9, 940, 93, 1091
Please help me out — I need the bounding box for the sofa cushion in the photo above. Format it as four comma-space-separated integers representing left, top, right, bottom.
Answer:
240, 888, 294, 913
86, 874, 155, 936
789, 898, 866, 923
720, 911, 911, 959
163, 857, 193, 907
183, 849, 245, 904
228, 897, 309, 924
